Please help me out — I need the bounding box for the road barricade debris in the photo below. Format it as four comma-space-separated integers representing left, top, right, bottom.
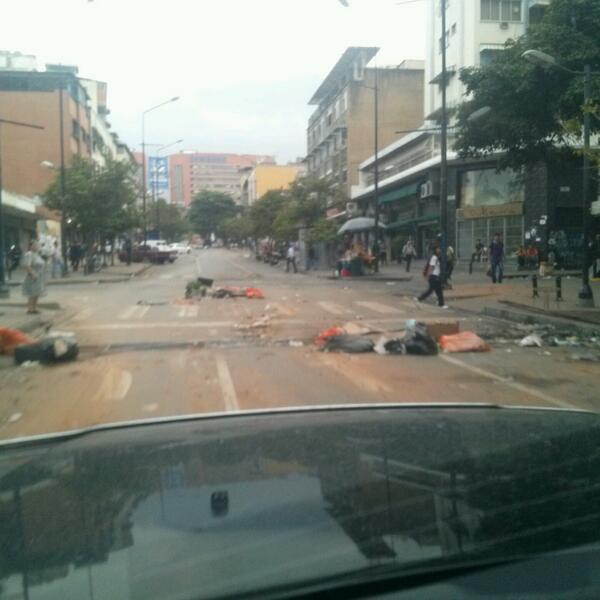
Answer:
440, 331, 490, 353
322, 334, 375, 353
14, 332, 79, 365
0, 328, 36, 355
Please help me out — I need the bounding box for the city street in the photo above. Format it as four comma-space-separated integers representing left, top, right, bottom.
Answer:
0, 248, 598, 440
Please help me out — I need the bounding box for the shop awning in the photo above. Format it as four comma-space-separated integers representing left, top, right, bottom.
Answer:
378, 183, 419, 205
386, 215, 439, 230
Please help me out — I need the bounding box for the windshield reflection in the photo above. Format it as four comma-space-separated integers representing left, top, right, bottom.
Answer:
1, 408, 600, 599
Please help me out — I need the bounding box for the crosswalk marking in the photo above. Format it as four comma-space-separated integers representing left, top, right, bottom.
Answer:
118, 305, 149, 320
318, 301, 346, 315
178, 305, 198, 318
72, 308, 93, 322
355, 301, 403, 315
159, 274, 173, 280
69, 321, 235, 331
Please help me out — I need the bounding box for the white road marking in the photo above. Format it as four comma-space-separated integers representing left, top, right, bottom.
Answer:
355, 301, 403, 315
439, 354, 577, 409
178, 305, 198, 318
92, 367, 132, 403
72, 308, 94, 322
318, 355, 393, 395
209, 329, 218, 336
118, 305, 140, 320
215, 354, 239, 411
118, 305, 150, 320
69, 321, 235, 330
318, 301, 347, 315
143, 403, 159, 413
159, 274, 174, 280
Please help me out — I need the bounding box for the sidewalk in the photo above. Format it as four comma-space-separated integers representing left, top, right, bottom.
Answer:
6, 261, 152, 286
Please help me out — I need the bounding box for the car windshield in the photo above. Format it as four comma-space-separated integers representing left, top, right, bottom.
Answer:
0, 0, 599, 597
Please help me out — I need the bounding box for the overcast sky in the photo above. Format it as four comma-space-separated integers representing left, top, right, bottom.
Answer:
1, 0, 426, 163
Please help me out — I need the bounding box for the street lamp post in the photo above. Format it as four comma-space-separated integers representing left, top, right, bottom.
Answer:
0, 118, 44, 298
439, 0, 449, 284
141, 97, 179, 245
522, 49, 599, 307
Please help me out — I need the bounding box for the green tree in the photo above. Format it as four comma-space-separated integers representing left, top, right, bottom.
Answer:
188, 191, 238, 239
305, 218, 339, 244
454, 0, 600, 170
44, 156, 140, 242
148, 199, 189, 242
248, 190, 289, 239
219, 215, 253, 243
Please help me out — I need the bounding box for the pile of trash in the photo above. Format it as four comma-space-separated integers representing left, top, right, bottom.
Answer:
313, 320, 489, 356
184, 277, 265, 300
0, 327, 79, 366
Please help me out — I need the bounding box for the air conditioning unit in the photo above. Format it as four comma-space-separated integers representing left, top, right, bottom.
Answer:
346, 201, 359, 216
420, 181, 433, 198
499, 21, 509, 29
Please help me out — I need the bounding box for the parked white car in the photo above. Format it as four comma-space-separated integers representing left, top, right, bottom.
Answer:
169, 242, 191, 255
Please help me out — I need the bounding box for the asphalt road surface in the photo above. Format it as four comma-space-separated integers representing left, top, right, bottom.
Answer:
1, 249, 597, 440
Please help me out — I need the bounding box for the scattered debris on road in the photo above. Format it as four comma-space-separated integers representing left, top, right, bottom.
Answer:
0, 328, 36, 355
519, 334, 543, 348
289, 340, 304, 348
569, 351, 600, 362
322, 334, 375, 353
14, 333, 79, 365
439, 331, 490, 353
137, 300, 168, 306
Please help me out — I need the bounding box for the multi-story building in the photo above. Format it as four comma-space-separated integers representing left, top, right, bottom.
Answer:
240, 163, 305, 206
169, 152, 275, 207
0, 53, 133, 252
305, 47, 424, 197
350, 1, 590, 264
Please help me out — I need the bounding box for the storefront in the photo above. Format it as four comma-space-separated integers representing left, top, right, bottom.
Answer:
455, 167, 525, 262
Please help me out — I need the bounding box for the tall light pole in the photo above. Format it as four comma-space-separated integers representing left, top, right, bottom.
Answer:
522, 49, 599, 307
141, 97, 179, 245
0, 118, 44, 298
439, 0, 449, 284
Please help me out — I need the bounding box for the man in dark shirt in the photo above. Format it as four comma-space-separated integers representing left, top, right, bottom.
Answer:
489, 233, 504, 284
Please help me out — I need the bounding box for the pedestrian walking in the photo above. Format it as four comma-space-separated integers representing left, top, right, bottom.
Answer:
446, 244, 455, 281
402, 239, 416, 272
307, 245, 317, 270
69, 242, 82, 271
489, 233, 505, 283
417, 245, 447, 308
51, 241, 63, 278
286, 243, 297, 273
22, 239, 46, 314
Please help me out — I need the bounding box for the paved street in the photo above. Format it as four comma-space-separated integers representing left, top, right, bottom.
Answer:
0, 248, 598, 440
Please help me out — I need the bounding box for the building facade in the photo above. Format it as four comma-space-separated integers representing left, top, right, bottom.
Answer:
240, 163, 305, 206
350, 0, 591, 265
305, 48, 424, 197
169, 152, 275, 207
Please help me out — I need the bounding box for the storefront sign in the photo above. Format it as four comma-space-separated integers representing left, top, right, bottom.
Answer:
462, 202, 523, 219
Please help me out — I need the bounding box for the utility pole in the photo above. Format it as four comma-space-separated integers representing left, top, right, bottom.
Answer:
439, 0, 449, 283
373, 66, 380, 273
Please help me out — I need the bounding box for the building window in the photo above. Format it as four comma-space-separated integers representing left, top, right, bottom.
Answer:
451, 23, 457, 35
72, 119, 80, 140
480, 47, 504, 65
481, 0, 521, 22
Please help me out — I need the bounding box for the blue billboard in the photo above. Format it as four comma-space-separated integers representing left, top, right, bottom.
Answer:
148, 156, 169, 195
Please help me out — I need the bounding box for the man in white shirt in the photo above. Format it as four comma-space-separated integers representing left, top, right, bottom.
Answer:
417, 245, 447, 308
286, 243, 297, 273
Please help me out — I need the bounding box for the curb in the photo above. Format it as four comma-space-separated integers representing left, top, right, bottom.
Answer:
6, 263, 152, 287
482, 306, 600, 335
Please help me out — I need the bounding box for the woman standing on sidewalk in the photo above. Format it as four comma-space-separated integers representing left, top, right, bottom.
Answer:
22, 239, 46, 314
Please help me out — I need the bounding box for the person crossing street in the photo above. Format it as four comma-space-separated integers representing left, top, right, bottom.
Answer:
286, 243, 297, 273
416, 245, 447, 308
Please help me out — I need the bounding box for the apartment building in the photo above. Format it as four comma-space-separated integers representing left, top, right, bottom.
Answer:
305, 47, 424, 197
169, 152, 275, 207
351, 1, 568, 261
240, 163, 305, 206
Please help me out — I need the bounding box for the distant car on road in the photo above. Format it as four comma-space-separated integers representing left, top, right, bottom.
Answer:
169, 242, 191, 255
118, 243, 176, 264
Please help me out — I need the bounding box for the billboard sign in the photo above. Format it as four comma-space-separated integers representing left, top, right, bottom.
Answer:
148, 156, 169, 195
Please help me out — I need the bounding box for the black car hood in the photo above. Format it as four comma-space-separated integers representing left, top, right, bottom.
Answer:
1, 405, 600, 599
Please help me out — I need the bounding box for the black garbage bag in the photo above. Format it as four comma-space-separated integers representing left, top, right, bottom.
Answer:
384, 338, 407, 355
323, 334, 375, 354
14, 336, 79, 365
403, 323, 438, 356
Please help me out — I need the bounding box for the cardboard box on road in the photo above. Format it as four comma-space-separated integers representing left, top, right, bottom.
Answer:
424, 320, 460, 341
